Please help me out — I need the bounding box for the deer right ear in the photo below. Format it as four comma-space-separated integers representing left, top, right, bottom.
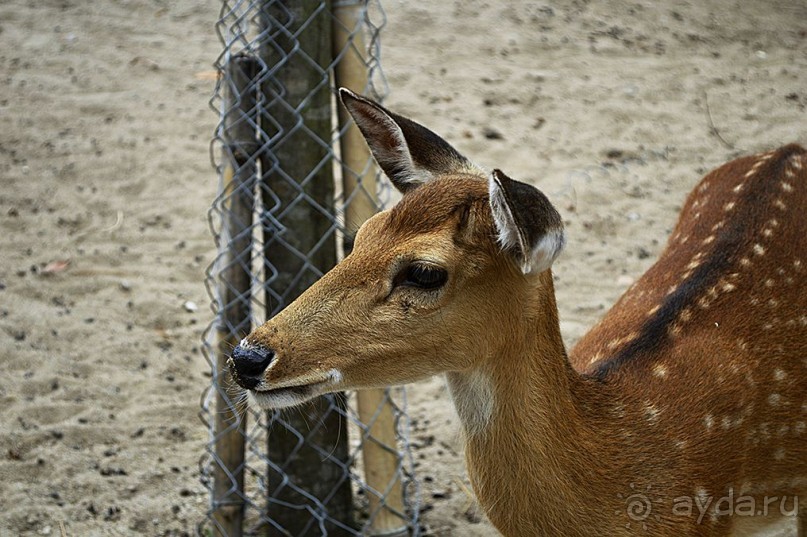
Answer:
339, 88, 478, 193
488, 169, 566, 275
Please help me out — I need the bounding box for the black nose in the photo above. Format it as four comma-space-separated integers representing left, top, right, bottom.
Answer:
229, 345, 275, 389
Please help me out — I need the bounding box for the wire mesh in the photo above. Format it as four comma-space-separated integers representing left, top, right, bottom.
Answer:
199, 1, 419, 535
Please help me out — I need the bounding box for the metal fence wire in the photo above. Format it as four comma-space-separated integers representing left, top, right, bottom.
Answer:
199, 1, 419, 535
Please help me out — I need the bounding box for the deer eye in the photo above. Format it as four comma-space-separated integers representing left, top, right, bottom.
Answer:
397, 263, 448, 290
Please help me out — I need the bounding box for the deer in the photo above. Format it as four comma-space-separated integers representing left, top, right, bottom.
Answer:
229, 88, 807, 536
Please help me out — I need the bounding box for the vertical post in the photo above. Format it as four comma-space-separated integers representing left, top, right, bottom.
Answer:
333, 3, 408, 536
258, 1, 353, 535
212, 54, 259, 537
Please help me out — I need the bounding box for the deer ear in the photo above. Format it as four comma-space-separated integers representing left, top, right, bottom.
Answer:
488, 169, 565, 274
339, 87, 477, 193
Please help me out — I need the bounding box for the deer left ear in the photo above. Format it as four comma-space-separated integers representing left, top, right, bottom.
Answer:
339, 88, 479, 194
488, 169, 566, 274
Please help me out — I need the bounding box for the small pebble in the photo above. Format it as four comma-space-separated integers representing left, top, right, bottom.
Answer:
482, 127, 503, 140
183, 300, 198, 313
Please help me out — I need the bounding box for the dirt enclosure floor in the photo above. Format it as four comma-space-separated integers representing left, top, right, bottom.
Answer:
1, 0, 805, 535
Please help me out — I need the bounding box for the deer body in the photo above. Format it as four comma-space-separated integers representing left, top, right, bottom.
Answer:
229, 89, 806, 536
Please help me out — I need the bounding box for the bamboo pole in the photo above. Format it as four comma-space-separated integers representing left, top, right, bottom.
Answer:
333, 3, 408, 536
212, 53, 259, 537
258, 2, 354, 535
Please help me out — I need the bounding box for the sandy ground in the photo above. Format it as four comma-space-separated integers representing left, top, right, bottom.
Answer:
1, 0, 805, 536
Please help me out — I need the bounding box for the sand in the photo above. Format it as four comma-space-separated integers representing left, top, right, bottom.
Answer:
0, 0, 805, 535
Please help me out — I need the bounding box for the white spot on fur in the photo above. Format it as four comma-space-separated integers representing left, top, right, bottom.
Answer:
773, 448, 786, 461
607, 332, 639, 350
780, 181, 793, 192
704, 414, 714, 430
723, 201, 736, 212
666, 285, 678, 296
753, 244, 765, 256
644, 403, 660, 424
652, 364, 668, 378
773, 369, 786, 381
773, 198, 786, 210
768, 393, 781, 406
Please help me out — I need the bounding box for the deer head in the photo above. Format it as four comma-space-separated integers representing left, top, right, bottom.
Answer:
229, 89, 565, 410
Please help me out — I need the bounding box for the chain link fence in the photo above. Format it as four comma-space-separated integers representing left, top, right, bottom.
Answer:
199, 1, 419, 535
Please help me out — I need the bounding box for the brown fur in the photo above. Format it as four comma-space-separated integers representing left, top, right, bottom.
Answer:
240, 98, 806, 536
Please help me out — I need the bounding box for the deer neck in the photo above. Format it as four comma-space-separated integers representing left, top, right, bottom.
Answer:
445, 273, 619, 535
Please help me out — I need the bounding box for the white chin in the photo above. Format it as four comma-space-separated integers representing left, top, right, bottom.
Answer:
247, 386, 318, 409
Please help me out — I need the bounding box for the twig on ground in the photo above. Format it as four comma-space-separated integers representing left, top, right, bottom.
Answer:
704, 90, 734, 150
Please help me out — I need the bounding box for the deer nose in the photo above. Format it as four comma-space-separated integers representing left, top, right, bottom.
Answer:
229, 345, 275, 389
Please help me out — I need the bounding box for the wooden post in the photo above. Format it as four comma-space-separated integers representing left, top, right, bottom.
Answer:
333, 3, 408, 536
258, 1, 354, 535
212, 53, 259, 537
